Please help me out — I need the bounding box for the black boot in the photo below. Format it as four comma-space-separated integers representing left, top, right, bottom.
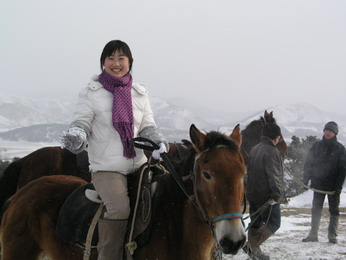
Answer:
302, 211, 321, 242
328, 215, 339, 243
245, 226, 273, 260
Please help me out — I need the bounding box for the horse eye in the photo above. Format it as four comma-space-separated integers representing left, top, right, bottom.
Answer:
203, 172, 211, 181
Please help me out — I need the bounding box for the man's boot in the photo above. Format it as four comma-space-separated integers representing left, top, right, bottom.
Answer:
328, 215, 339, 243
244, 226, 273, 260
302, 211, 321, 242
97, 218, 128, 260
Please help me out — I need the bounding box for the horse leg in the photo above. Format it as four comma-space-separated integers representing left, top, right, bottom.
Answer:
1, 229, 42, 260
43, 241, 96, 260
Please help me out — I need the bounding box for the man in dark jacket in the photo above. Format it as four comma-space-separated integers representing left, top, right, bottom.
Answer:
302, 121, 346, 244
244, 123, 285, 260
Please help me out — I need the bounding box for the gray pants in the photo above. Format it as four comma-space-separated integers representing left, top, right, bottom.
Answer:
92, 171, 130, 220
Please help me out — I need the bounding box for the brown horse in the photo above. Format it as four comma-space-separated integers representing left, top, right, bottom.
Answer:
0, 147, 90, 212
0, 124, 247, 260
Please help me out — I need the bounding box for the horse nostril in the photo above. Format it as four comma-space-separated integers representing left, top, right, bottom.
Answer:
219, 236, 246, 255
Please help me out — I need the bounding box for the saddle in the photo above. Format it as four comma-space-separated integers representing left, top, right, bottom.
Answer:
56, 163, 167, 249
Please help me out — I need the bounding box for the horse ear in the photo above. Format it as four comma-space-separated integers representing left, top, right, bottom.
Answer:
229, 124, 242, 147
189, 124, 206, 152
264, 110, 273, 122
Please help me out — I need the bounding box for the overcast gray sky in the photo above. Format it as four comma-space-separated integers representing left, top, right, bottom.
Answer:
1, 0, 345, 114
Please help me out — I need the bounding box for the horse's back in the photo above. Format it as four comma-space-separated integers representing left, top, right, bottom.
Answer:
7, 175, 87, 213
0, 175, 88, 260
0, 146, 90, 214
17, 147, 74, 185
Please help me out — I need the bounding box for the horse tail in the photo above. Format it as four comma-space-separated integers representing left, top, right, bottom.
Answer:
0, 159, 22, 213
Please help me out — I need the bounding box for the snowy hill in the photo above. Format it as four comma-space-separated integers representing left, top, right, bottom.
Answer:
236, 103, 346, 144
1, 93, 346, 159
0, 93, 212, 144
0, 94, 75, 130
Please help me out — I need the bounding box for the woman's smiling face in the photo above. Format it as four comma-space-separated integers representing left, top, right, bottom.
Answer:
103, 49, 130, 78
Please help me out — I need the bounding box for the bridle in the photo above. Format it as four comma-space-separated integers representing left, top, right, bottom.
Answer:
191, 145, 246, 260
192, 145, 245, 228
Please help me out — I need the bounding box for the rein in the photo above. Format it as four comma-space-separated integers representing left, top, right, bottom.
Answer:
283, 163, 335, 195
243, 142, 335, 195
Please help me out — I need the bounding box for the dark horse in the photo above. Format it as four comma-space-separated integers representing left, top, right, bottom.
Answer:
0, 147, 90, 212
241, 110, 287, 165
0, 124, 247, 260
0, 110, 287, 212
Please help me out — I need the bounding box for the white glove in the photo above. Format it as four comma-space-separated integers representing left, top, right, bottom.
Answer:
151, 143, 166, 161
60, 127, 87, 153
268, 199, 277, 206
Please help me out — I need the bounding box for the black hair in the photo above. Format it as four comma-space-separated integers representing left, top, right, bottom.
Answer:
262, 123, 281, 140
100, 40, 134, 71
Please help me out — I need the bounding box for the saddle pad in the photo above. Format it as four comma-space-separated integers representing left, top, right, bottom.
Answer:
56, 165, 166, 248
56, 183, 100, 246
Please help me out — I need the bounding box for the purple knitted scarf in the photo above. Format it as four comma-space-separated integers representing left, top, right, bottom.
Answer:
98, 70, 136, 158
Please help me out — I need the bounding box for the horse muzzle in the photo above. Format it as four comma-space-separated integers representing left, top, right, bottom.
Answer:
219, 234, 246, 255
215, 219, 246, 255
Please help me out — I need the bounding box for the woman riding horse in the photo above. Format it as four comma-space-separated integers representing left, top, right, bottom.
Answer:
0, 124, 247, 260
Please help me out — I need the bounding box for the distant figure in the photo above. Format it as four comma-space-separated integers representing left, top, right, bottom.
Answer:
302, 121, 346, 243
60, 40, 168, 260
243, 123, 286, 260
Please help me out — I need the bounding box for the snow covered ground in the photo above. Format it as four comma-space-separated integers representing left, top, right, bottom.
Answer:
224, 190, 346, 260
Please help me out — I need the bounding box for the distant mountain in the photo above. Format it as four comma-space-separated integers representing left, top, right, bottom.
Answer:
0, 124, 68, 142
0, 94, 211, 142
0, 94, 74, 130
0, 94, 345, 145
237, 103, 346, 144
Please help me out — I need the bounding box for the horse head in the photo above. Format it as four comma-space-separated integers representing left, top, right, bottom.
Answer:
263, 110, 288, 157
241, 110, 288, 164
189, 124, 247, 255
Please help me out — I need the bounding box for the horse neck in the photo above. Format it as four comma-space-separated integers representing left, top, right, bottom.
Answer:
180, 199, 216, 258
158, 174, 215, 258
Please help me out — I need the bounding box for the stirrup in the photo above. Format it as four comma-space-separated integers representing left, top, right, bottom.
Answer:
126, 241, 137, 255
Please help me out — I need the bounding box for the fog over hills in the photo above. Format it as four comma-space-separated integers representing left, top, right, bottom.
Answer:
0, 93, 345, 159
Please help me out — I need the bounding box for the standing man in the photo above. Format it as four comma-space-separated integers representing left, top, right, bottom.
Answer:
244, 123, 286, 260
302, 121, 346, 244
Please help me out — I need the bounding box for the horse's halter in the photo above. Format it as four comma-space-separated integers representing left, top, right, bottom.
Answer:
191, 145, 244, 229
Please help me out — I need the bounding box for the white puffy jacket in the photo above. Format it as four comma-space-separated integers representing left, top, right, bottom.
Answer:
71, 76, 158, 174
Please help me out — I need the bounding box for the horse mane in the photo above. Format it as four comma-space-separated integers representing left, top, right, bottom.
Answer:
161, 130, 238, 202
241, 111, 277, 138
205, 131, 238, 152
